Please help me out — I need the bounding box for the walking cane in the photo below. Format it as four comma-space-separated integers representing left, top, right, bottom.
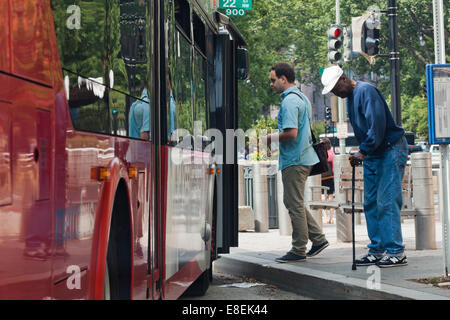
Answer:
351, 163, 357, 271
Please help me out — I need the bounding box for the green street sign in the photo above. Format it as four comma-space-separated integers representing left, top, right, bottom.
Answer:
224, 7, 246, 16
218, 0, 252, 10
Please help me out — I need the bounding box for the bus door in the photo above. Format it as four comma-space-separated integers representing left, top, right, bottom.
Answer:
212, 33, 239, 254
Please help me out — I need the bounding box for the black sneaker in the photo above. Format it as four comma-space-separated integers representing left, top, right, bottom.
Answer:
376, 255, 408, 268
275, 252, 306, 263
355, 253, 382, 266
307, 241, 329, 257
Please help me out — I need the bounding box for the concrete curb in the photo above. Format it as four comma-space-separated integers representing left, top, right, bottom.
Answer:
213, 253, 450, 300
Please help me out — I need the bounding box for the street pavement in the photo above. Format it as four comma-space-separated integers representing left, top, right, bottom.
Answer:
213, 218, 450, 300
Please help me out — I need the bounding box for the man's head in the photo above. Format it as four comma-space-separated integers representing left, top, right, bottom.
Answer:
270, 63, 295, 94
321, 65, 354, 98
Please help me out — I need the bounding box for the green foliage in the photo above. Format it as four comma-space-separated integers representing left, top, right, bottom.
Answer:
253, 115, 277, 131
312, 121, 325, 140
401, 95, 429, 139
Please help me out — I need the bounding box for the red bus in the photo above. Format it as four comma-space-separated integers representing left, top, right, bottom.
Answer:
0, 0, 247, 300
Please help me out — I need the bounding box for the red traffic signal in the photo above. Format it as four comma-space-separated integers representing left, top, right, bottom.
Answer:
328, 25, 343, 63
329, 26, 343, 38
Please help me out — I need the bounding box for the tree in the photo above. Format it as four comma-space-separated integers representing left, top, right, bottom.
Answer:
230, 0, 449, 139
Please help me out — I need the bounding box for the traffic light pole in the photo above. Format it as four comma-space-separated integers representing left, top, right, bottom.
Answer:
336, 0, 346, 154
388, 0, 401, 125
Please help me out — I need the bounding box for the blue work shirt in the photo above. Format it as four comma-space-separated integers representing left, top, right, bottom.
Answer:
277, 86, 319, 171
129, 89, 150, 139
347, 82, 404, 156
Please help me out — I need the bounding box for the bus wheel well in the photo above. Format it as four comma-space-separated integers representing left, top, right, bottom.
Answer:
105, 180, 132, 300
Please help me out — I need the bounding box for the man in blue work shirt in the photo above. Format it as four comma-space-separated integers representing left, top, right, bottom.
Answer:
321, 65, 408, 268
264, 63, 329, 263
129, 88, 150, 140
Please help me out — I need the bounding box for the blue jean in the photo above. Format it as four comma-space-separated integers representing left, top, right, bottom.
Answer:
363, 136, 408, 257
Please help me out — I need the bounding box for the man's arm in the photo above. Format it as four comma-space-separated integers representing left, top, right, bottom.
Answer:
264, 128, 298, 145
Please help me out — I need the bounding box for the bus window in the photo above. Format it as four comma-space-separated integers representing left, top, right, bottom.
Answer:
51, 0, 151, 139
0, 1, 10, 72
193, 12, 208, 138
194, 51, 207, 135
173, 29, 193, 142
175, 0, 190, 39
11, 0, 52, 85
193, 13, 205, 56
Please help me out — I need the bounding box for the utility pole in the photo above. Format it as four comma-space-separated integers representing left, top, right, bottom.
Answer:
388, 0, 401, 125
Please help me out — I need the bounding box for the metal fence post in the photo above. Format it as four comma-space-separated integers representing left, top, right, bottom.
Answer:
253, 162, 269, 232
411, 152, 436, 250
267, 162, 278, 229
306, 175, 323, 229
334, 154, 353, 242
243, 164, 254, 209
238, 164, 245, 206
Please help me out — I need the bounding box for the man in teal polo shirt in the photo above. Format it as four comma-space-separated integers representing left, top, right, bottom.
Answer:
129, 88, 150, 140
264, 63, 329, 262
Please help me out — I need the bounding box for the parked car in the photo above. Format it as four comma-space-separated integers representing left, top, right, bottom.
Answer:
430, 144, 441, 168
408, 144, 423, 154
416, 141, 429, 152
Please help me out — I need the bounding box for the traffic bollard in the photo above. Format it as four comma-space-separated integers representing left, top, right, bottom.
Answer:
411, 152, 436, 250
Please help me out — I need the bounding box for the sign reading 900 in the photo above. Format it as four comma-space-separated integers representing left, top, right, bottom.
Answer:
218, 0, 252, 10
225, 8, 245, 16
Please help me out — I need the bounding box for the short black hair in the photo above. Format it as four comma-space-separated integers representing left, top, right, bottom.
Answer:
271, 63, 295, 83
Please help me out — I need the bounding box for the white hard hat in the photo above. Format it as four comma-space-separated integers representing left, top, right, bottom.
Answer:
321, 65, 343, 95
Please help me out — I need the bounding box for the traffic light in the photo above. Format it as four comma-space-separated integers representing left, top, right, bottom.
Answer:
325, 106, 332, 121
362, 15, 380, 56
327, 25, 342, 64
352, 12, 381, 64
343, 27, 353, 62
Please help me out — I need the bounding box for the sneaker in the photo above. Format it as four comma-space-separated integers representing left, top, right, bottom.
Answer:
275, 252, 306, 263
355, 253, 382, 266
307, 241, 329, 257
376, 255, 408, 268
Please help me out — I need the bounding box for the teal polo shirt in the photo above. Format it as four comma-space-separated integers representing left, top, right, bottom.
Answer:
277, 86, 318, 171
129, 89, 150, 139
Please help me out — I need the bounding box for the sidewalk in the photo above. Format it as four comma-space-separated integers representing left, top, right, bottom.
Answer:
213, 219, 450, 300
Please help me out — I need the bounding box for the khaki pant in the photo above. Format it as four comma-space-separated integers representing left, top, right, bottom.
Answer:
282, 165, 326, 256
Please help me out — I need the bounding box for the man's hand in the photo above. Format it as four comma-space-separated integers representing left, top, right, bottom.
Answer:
349, 151, 365, 166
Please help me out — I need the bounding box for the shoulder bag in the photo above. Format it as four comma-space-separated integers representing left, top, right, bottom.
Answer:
286, 91, 330, 176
